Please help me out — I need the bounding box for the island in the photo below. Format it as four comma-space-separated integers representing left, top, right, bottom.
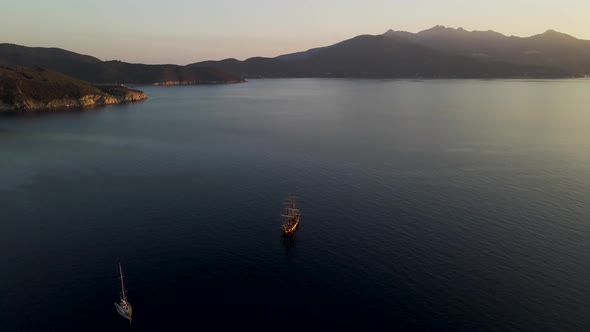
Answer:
0, 65, 147, 112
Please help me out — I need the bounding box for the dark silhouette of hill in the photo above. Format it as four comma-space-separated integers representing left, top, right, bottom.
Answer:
3, 26, 584, 82
194, 57, 296, 78
94, 60, 243, 85
191, 34, 568, 78
275, 47, 326, 62
384, 26, 590, 75
0, 43, 243, 84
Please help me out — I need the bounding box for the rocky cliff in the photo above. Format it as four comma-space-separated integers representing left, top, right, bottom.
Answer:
95, 84, 148, 102
0, 66, 147, 112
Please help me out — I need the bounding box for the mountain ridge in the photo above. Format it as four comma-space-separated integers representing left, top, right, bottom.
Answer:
0, 43, 244, 85
190, 32, 570, 79
1, 26, 587, 81
383, 26, 590, 75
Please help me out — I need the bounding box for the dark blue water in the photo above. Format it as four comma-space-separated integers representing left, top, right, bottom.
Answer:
1, 79, 590, 331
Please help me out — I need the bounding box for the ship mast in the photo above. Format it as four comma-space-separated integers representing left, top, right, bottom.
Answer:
119, 262, 127, 302
281, 195, 299, 225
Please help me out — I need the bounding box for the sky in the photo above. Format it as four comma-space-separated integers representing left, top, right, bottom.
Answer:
1, 0, 589, 65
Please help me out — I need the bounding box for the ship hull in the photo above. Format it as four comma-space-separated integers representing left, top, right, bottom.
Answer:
282, 216, 300, 237
115, 302, 132, 322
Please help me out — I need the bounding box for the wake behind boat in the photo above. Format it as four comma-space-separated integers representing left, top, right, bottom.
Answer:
115, 262, 133, 323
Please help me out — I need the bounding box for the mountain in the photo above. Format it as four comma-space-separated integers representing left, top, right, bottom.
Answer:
0, 65, 146, 111
3, 26, 585, 82
384, 26, 590, 75
191, 34, 567, 78
194, 57, 297, 78
0, 43, 244, 84
275, 47, 326, 62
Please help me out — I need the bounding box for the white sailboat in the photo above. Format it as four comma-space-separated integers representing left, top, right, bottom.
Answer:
115, 262, 133, 323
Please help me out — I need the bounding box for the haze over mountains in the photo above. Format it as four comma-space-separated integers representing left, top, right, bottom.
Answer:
1, 26, 588, 82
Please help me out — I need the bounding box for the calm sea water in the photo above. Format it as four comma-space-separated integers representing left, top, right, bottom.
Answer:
1, 79, 590, 331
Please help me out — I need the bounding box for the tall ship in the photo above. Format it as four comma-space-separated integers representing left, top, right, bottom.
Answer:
115, 262, 133, 323
281, 194, 301, 237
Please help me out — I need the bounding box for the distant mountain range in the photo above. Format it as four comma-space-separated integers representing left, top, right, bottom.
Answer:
191, 26, 590, 79
0, 44, 243, 85
2, 26, 589, 82
383, 26, 590, 75
191, 32, 572, 78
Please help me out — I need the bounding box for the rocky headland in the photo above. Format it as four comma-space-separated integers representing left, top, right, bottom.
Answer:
0, 66, 147, 112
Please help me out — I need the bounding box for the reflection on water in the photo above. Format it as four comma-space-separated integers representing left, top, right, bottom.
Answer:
282, 236, 296, 251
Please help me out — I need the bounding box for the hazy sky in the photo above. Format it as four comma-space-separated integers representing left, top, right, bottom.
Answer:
1, 0, 588, 64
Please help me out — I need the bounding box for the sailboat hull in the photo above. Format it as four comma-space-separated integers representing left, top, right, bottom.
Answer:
115, 302, 132, 322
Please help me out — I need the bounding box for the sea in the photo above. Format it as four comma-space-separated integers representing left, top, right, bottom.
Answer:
1, 79, 590, 331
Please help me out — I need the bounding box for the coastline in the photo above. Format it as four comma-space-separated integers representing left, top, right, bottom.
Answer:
0, 66, 148, 113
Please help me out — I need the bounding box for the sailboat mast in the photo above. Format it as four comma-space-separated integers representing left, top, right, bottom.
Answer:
119, 262, 126, 301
